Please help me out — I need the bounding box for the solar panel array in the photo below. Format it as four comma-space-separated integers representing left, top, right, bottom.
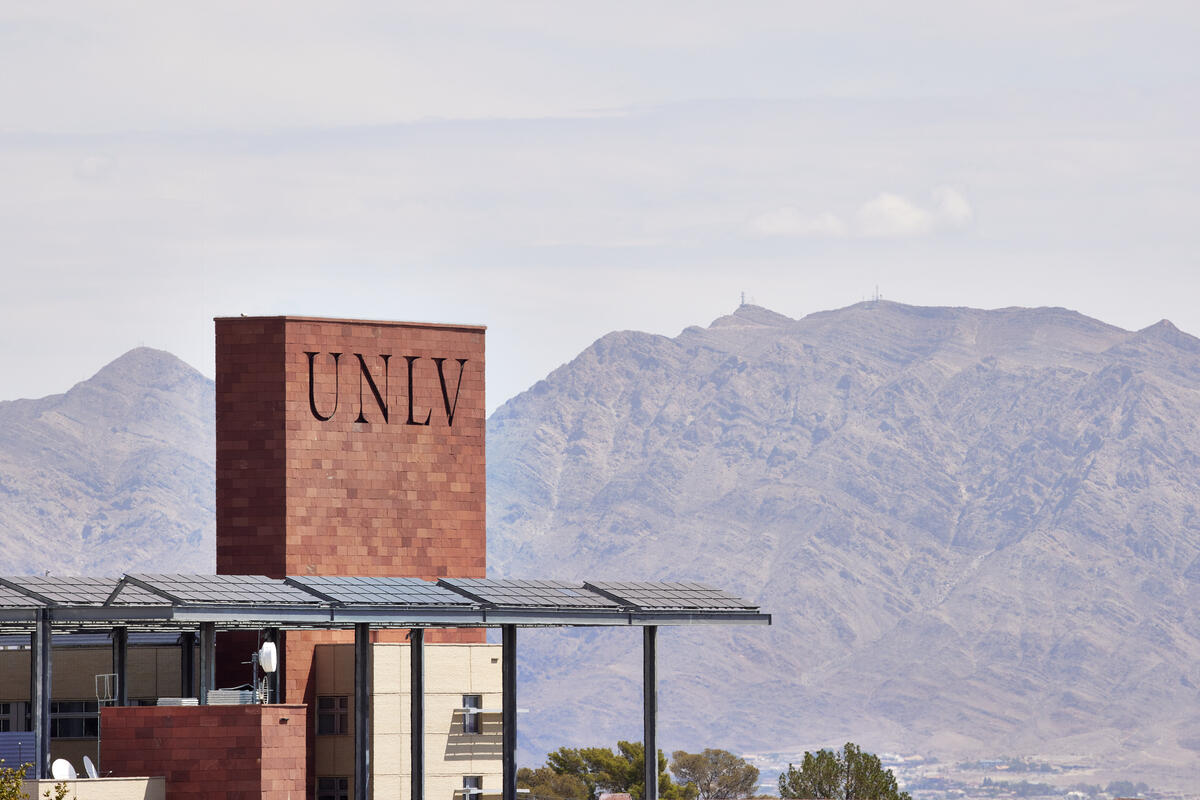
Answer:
0, 582, 41, 607
127, 574, 324, 605
286, 576, 472, 606
584, 581, 758, 611
2, 575, 168, 606
438, 579, 625, 609
0, 574, 763, 623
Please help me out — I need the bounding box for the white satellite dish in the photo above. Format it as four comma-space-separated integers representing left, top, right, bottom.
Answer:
50, 758, 77, 780
82, 755, 99, 779
258, 641, 278, 674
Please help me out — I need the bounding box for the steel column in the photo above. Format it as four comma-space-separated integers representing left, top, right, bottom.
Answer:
180, 632, 196, 698
643, 625, 658, 800
263, 627, 280, 703
31, 608, 51, 779
502, 624, 517, 800
112, 626, 128, 706
410, 628, 425, 800
354, 623, 372, 800
198, 622, 215, 704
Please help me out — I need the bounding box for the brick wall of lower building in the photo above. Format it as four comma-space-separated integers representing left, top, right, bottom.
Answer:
101, 704, 306, 799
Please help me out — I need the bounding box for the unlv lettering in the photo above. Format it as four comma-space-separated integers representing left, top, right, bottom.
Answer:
304, 352, 467, 427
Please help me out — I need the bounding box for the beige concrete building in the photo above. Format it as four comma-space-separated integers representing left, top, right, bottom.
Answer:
315, 642, 502, 800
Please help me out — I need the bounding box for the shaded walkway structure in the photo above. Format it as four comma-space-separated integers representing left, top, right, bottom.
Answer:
0, 573, 769, 800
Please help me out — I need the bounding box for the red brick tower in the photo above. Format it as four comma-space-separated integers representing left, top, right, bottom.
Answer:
214, 316, 487, 786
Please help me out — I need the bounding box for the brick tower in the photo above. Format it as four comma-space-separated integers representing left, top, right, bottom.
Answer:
213, 316, 487, 788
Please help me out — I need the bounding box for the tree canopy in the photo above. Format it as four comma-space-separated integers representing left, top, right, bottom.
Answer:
669, 749, 760, 800
537, 741, 695, 800
778, 743, 910, 800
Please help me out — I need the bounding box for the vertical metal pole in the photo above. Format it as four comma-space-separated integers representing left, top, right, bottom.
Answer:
263, 627, 280, 703
198, 622, 215, 705
112, 626, 128, 706
410, 629, 425, 800
502, 624, 517, 800
180, 632, 196, 698
643, 626, 658, 800
31, 608, 52, 779
275, 629, 286, 704
354, 623, 371, 800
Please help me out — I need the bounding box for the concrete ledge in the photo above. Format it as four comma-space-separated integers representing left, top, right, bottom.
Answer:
23, 777, 165, 800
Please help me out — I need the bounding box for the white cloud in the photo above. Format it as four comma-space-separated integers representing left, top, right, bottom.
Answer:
747, 207, 849, 238
856, 187, 973, 238
751, 188, 973, 239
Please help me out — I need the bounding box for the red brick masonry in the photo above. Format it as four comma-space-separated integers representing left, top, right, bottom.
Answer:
215, 316, 486, 580
101, 704, 307, 799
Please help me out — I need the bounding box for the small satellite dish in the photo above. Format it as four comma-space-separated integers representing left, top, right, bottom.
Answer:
258, 641, 278, 674
51, 758, 77, 780
82, 755, 99, 779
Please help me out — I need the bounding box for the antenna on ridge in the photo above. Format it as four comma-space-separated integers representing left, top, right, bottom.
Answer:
740, 291, 746, 307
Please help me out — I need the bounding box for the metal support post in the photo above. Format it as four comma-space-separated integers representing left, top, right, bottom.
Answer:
643, 625, 658, 800
410, 629, 425, 800
198, 622, 215, 705
263, 627, 280, 703
31, 608, 52, 779
354, 623, 372, 800
180, 632, 196, 698
112, 626, 128, 706
502, 624, 517, 800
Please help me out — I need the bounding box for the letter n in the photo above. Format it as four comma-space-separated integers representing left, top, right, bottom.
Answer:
355, 354, 391, 423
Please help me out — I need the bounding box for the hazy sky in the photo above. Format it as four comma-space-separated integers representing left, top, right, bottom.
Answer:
2, 2, 1198, 410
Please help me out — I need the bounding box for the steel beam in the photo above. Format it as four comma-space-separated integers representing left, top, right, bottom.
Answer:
410, 628, 425, 800
643, 625, 658, 800
355, 623, 372, 800
198, 622, 215, 704
502, 624, 517, 800
112, 626, 128, 706
31, 608, 51, 779
180, 632, 196, 698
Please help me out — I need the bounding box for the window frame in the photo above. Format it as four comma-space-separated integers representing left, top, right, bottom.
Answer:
317, 695, 350, 736
461, 694, 482, 735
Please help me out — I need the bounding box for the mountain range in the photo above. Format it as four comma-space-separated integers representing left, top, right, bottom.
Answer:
0, 347, 214, 574
3, 303, 1200, 791
486, 302, 1200, 788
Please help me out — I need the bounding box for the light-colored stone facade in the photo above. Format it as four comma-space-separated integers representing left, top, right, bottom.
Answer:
315, 642, 503, 800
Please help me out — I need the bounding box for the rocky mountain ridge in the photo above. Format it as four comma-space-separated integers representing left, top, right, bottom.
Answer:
0, 347, 215, 574
487, 302, 1200, 787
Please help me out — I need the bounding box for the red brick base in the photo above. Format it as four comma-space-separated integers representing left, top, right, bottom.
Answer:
102, 704, 306, 799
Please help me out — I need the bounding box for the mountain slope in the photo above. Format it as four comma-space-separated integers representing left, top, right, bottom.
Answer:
0, 347, 215, 574
487, 302, 1200, 780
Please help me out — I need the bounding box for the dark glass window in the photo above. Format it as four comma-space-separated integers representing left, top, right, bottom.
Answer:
462, 694, 482, 734
317, 776, 349, 800
50, 700, 98, 738
317, 695, 349, 735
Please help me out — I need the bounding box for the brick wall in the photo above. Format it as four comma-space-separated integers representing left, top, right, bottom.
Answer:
215, 316, 486, 580
101, 704, 306, 799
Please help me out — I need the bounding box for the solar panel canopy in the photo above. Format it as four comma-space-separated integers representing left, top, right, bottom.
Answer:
438, 579, 623, 609
286, 576, 471, 606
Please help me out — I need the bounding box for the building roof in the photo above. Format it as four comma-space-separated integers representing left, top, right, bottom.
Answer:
0, 574, 770, 632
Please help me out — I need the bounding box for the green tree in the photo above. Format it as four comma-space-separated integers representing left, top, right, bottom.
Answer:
544, 741, 695, 800
0, 760, 30, 800
778, 743, 909, 800
518, 766, 590, 800
669, 749, 760, 799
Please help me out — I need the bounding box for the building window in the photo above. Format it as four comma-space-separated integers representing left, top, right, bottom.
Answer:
0, 702, 27, 732
317, 776, 349, 800
463, 775, 483, 797
462, 694, 482, 734
317, 695, 349, 735
50, 700, 98, 738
